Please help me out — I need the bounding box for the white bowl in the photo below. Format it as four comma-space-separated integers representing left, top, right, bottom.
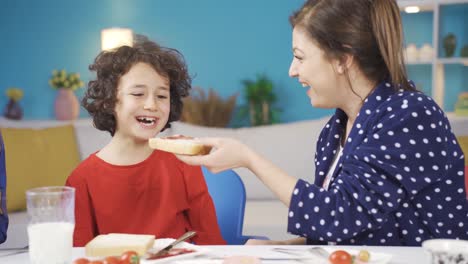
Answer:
405, 43, 419, 63
419, 44, 434, 62
422, 239, 468, 264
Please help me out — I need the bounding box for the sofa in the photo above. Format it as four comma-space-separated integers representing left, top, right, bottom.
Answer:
1, 114, 467, 248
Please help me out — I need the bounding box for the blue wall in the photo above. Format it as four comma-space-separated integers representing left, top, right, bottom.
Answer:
0, 0, 333, 123
2, 1, 465, 122
402, 11, 434, 96
401, 11, 433, 47
439, 4, 468, 58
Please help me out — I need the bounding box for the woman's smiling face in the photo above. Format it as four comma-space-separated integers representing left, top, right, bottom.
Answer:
288, 27, 344, 109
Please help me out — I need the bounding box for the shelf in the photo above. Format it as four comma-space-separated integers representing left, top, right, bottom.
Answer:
406, 60, 434, 65
437, 58, 468, 65
438, 0, 468, 4
406, 58, 468, 65
401, 0, 467, 111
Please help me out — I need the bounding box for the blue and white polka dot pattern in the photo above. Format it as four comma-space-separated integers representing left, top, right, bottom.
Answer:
287, 81, 468, 246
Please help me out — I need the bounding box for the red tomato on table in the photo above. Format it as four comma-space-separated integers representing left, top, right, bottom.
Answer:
103, 256, 120, 264
329, 250, 353, 264
88, 261, 104, 264
72, 258, 90, 264
120, 250, 140, 264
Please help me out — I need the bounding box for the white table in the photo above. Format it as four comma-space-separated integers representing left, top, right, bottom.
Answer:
0, 245, 431, 263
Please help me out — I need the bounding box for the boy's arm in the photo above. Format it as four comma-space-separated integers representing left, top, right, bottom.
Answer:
65, 172, 97, 247
183, 165, 226, 245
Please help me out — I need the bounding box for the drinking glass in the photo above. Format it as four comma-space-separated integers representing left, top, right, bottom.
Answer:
26, 186, 75, 264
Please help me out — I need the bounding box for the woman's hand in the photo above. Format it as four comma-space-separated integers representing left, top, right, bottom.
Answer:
175, 137, 254, 173
177, 136, 299, 207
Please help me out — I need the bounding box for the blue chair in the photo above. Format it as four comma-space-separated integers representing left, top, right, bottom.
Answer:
202, 166, 268, 245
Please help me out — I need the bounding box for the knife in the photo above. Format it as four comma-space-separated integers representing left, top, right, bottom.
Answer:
144, 231, 197, 259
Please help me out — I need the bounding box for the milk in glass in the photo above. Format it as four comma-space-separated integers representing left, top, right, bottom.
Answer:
26, 186, 75, 264
28, 222, 75, 264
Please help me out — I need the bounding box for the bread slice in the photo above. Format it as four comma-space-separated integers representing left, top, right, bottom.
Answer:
148, 137, 212, 155
85, 233, 155, 257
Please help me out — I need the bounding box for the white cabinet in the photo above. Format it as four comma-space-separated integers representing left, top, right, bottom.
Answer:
398, 0, 468, 111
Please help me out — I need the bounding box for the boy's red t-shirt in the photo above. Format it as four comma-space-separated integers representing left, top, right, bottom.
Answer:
66, 150, 226, 246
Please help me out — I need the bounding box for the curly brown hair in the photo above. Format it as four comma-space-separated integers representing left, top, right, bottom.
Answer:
82, 35, 192, 136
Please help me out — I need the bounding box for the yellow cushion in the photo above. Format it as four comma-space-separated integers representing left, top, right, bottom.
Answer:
0, 125, 80, 212
458, 136, 468, 165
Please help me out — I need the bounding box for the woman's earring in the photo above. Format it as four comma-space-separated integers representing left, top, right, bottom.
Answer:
337, 66, 344, 74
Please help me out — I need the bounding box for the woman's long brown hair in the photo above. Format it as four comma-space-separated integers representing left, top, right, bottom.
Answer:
290, 0, 414, 92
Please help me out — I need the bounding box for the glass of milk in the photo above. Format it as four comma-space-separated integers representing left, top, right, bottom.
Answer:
26, 186, 75, 264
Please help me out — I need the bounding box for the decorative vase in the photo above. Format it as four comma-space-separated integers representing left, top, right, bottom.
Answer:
54, 89, 79, 120
443, 33, 457, 57
248, 100, 271, 126
461, 45, 468, 58
4, 99, 23, 120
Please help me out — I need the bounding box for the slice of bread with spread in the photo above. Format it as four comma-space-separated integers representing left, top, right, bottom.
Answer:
148, 137, 211, 155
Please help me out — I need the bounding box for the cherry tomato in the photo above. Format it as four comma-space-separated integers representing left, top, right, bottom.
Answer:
103, 256, 120, 264
88, 261, 104, 264
73, 258, 90, 264
329, 250, 353, 264
121, 250, 140, 264
357, 250, 370, 262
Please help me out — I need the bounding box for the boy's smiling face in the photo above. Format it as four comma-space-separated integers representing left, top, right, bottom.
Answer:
114, 62, 171, 142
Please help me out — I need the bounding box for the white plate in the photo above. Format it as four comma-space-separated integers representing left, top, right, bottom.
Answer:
140, 238, 210, 264
269, 248, 392, 264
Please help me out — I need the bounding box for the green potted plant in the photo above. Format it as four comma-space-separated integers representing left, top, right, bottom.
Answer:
49, 69, 84, 120
4, 87, 24, 120
238, 74, 281, 126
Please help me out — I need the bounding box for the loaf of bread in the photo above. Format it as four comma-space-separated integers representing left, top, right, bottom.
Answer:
85, 233, 155, 257
148, 137, 212, 155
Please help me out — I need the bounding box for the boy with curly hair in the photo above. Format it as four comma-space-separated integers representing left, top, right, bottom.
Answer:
66, 35, 225, 246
